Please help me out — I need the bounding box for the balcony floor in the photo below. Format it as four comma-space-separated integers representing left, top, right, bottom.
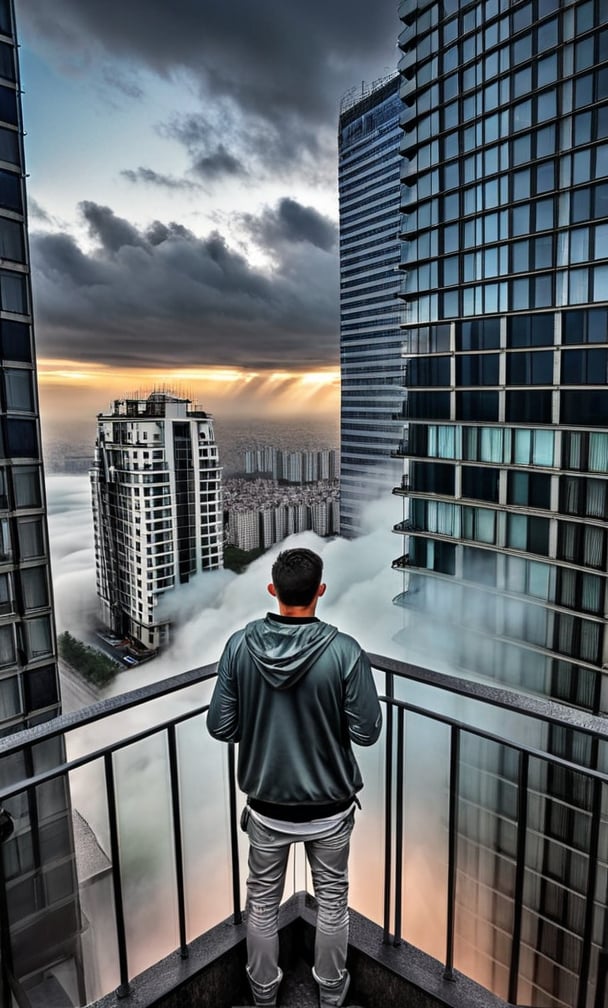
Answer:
91, 892, 512, 1008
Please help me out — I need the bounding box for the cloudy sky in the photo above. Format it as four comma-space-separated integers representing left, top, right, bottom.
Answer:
17, 1, 399, 427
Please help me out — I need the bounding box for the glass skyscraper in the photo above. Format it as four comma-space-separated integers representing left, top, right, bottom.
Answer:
394, 1, 608, 1005
0, 2, 83, 1003
338, 75, 405, 537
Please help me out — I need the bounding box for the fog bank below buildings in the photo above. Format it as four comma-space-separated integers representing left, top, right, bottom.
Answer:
45, 475, 405, 689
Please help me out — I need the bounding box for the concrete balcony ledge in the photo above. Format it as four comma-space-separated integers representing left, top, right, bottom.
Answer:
89, 892, 512, 1008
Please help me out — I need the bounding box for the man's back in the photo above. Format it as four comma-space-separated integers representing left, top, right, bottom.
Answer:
207, 547, 381, 1007
207, 613, 381, 807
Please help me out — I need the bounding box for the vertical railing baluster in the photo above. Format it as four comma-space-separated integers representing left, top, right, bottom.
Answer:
167, 724, 189, 958
444, 725, 460, 982
383, 672, 394, 944
227, 743, 242, 925
594, 949, 608, 1008
508, 750, 529, 1005
104, 751, 131, 997
0, 808, 14, 1008
394, 707, 405, 946
577, 773, 602, 1008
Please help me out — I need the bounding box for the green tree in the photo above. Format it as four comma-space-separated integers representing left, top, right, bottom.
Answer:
58, 631, 119, 689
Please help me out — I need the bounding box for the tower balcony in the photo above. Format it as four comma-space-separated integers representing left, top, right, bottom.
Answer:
1, 656, 606, 1008
390, 440, 409, 458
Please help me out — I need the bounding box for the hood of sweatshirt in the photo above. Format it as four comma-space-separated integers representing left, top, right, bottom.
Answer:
243, 615, 339, 690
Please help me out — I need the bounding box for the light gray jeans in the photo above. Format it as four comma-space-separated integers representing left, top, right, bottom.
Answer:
244, 809, 355, 1006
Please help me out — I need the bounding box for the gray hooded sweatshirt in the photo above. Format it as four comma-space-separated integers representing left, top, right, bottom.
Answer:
207, 614, 382, 810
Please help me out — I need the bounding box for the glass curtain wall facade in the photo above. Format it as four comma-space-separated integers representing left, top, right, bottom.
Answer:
0, 2, 83, 1004
339, 75, 405, 537
395, 1, 608, 1006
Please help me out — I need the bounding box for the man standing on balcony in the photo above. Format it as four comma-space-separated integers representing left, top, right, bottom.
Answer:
208, 547, 382, 1008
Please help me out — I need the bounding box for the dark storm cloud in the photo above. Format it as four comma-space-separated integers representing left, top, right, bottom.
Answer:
120, 167, 203, 192
80, 200, 145, 252
20, 0, 398, 164
30, 202, 339, 370
161, 108, 326, 183
192, 145, 246, 181
241, 198, 337, 254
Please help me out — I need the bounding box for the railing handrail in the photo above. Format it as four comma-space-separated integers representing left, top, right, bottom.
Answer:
0, 661, 219, 758
3, 651, 608, 764
2, 650, 608, 1005
369, 652, 608, 741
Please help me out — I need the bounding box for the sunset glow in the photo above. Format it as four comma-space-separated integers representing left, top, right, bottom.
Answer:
37, 358, 340, 425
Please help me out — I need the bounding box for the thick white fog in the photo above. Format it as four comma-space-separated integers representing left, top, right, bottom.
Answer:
44, 475, 548, 1001
45, 475, 407, 693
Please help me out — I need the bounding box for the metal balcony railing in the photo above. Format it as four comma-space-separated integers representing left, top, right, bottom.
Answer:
390, 441, 409, 459
1, 657, 608, 1007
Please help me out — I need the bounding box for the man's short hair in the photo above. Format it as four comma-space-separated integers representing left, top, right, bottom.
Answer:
271, 548, 323, 607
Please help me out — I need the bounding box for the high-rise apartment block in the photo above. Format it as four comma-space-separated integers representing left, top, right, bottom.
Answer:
0, 1, 82, 1000
394, 1, 608, 1005
224, 477, 340, 551
338, 75, 405, 537
244, 446, 337, 484
91, 393, 223, 649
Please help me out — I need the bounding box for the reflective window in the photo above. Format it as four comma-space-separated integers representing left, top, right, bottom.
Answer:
0, 320, 31, 363
4, 419, 37, 457
457, 318, 500, 350
508, 471, 552, 509
0, 42, 13, 83
505, 556, 552, 601
507, 514, 550, 556
0, 168, 21, 213
0, 85, 16, 127
17, 517, 44, 559
507, 351, 553, 385
558, 521, 605, 569
0, 623, 15, 667
0, 271, 26, 314
0, 217, 22, 262
456, 390, 499, 421
463, 546, 497, 586
562, 348, 608, 384
4, 368, 33, 412
24, 664, 59, 713
0, 516, 10, 560
563, 308, 608, 344
24, 616, 53, 660
512, 429, 554, 467
457, 354, 499, 385
462, 465, 500, 503
12, 466, 41, 508
462, 505, 496, 544
560, 476, 608, 520
0, 128, 18, 167
0, 572, 11, 614
508, 313, 554, 347
21, 566, 48, 611
563, 378, 608, 421
506, 390, 552, 423
557, 569, 604, 616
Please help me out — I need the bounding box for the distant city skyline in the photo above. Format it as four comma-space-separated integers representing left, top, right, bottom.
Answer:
16, 1, 400, 430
